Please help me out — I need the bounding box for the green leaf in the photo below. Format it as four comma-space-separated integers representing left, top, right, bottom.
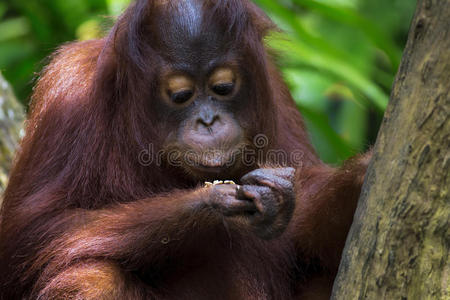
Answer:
297, 104, 354, 164
0, 18, 30, 42
291, 0, 402, 69
0, 41, 34, 67
107, 0, 131, 16
336, 97, 368, 151
268, 33, 389, 110
0, 3, 7, 19
254, 1, 389, 109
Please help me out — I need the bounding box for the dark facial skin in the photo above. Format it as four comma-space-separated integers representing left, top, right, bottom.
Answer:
158, 63, 248, 180
153, 0, 252, 180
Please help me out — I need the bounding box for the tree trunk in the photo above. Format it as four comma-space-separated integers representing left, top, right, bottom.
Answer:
331, 0, 449, 299
0, 72, 24, 197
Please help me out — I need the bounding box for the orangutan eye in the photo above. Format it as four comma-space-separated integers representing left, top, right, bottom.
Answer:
209, 67, 237, 98
170, 90, 194, 104
165, 75, 195, 105
212, 83, 234, 96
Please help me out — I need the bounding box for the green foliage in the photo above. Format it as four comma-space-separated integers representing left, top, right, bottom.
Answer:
0, 0, 416, 164
0, 0, 109, 103
253, 0, 415, 163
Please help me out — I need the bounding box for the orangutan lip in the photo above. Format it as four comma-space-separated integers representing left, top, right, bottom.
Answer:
182, 147, 244, 175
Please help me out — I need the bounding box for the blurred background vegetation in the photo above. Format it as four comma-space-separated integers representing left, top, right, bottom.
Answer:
0, 0, 416, 164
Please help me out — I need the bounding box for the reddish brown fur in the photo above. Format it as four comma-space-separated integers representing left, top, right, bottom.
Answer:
0, 1, 370, 299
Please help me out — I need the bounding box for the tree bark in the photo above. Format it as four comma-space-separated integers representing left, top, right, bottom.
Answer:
332, 0, 449, 299
0, 72, 24, 197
